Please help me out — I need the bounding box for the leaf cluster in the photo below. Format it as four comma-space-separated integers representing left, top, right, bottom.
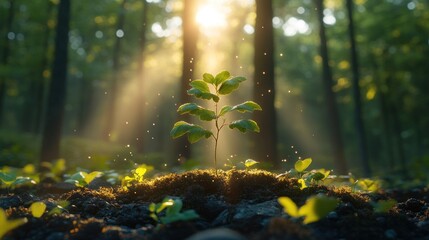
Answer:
149, 197, 199, 225
278, 194, 339, 224
65, 171, 103, 187
285, 158, 331, 190
171, 70, 262, 144
121, 166, 147, 190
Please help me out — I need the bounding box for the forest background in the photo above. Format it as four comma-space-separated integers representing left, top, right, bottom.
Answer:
0, 0, 428, 180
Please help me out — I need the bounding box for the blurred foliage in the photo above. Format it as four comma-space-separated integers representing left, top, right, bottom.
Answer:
0, 0, 428, 180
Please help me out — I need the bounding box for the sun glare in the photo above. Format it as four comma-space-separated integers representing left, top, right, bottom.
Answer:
196, 1, 228, 32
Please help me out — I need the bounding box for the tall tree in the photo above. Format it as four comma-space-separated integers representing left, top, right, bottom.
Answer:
104, 0, 127, 140
315, 0, 348, 174
346, 0, 371, 176
133, 0, 149, 153
253, 0, 277, 166
0, 0, 15, 127
175, 0, 199, 162
40, 0, 70, 163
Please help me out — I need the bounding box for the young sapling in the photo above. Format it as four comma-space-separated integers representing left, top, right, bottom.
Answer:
171, 70, 262, 172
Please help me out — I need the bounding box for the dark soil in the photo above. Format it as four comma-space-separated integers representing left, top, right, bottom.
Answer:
1, 170, 429, 240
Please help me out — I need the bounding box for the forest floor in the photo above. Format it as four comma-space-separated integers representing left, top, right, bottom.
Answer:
1, 169, 429, 240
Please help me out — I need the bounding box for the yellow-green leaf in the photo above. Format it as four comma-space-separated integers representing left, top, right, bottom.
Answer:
298, 195, 338, 224
278, 197, 299, 217
294, 158, 312, 173
135, 167, 147, 178
84, 171, 102, 184
30, 202, 47, 218
244, 159, 259, 168
372, 199, 397, 213
298, 178, 307, 190
0, 208, 27, 239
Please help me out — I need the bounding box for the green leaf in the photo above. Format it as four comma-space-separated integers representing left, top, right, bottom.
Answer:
214, 70, 231, 86
149, 203, 156, 212
187, 127, 213, 143
187, 88, 219, 102
157, 199, 174, 213
177, 103, 216, 121
170, 121, 213, 143
84, 171, 103, 184
189, 80, 210, 92
134, 167, 147, 180
0, 172, 16, 185
294, 158, 312, 173
166, 199, 183, 216
0, 208, 27, 239
69, 171, 86, 181
30, 202, 46, 218
218, 76, 246, 95
219, 105, 233, 116
220, 101, 262, 116
203, 73, 215, 84
244, 159, 259, 168
231, 101, 262, 112
229, 119, 260, 133
298, 195, 338, 224
13, 177, 36, 186
372, 199, 397, 213
298, 178, 307, 190
311, 169, 330, 182
187, 80, 219, 102
278, 197, 299, 217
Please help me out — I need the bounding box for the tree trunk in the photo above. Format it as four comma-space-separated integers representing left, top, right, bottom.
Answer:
346, 0, 371, 176
104, 0, 127, 140
175, 0, 198, 162
253, 0, 278, 167
40, 0, 70, 163
134, 0, 149, 153
315, 0, 348, 174
0, 0, 15, 127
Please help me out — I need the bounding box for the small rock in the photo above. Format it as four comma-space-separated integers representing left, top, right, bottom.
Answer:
399, 198, 423, 212
385, 229, 397, 239
417, 221, 429, 228
326, 211, 338, 220
186, 228, 246, 240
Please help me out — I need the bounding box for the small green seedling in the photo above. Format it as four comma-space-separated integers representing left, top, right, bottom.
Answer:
47, 200, 70, 216
294, 158, 312, 178
40, 159, 66, 181
30, 202, 47, 218
149, 197, 199, 225
243, 159, 259, 170
0, 208, 27, 239
306, 168, 331, 186
357, 178, 380, 192
0, 171, 36, 190
278, 194, 339, 224
372, 199, 397, 213
65, 171, 103, 187
171, 70, 262, 171
121, 166, 147, 190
